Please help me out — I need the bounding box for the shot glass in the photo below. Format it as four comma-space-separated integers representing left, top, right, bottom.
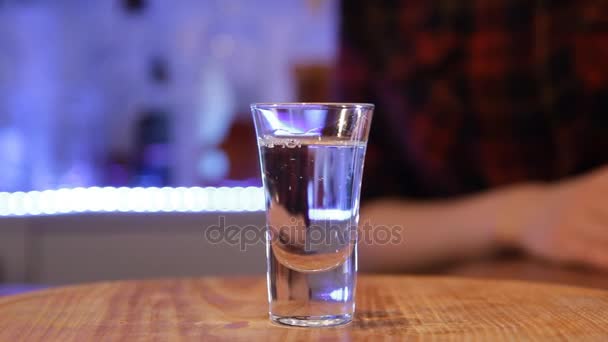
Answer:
251, 103, 374, 327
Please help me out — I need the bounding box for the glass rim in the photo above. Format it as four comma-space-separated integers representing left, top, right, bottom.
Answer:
251, 102, 374, 110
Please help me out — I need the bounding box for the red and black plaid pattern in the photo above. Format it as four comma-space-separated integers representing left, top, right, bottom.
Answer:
335, 0, 608, 199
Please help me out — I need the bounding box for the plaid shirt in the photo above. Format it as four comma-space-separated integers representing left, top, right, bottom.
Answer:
336, 0, 608, 199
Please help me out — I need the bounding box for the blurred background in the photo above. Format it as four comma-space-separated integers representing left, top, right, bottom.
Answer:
0, 0, 337, 192
3, 0, 607, 295
0, 0, 338, 293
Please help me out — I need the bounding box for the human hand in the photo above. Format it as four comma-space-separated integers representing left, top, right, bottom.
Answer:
513, 167, 608, 270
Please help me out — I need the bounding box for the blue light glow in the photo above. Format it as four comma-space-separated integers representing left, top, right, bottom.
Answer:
328, 287, 349, 302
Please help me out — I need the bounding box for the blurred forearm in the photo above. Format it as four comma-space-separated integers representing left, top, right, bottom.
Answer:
359, 183, 547, 272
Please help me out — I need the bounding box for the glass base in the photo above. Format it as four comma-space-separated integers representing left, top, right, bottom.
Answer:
270, 314, 352, 328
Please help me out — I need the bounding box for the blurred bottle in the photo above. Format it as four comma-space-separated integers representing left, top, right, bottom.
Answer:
7, 7, 60, 191
133, 56, 172, 187
196, 58, 235, 185
134, 109, 170, 187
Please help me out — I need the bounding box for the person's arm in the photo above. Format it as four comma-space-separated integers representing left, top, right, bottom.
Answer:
360, 166, 608, 272
359, 184, 544, 271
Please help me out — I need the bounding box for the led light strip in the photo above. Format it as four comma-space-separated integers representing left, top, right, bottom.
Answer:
0, 187, 265, 217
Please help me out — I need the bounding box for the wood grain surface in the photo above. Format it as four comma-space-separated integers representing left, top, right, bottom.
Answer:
1, 275, 608, 341
447, 257, 608, 290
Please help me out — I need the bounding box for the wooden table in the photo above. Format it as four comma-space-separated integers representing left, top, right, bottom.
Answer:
1, 276, 608, 341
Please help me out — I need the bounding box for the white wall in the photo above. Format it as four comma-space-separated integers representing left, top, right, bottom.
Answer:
0, 218, 28, 283
0, 212, 266, 285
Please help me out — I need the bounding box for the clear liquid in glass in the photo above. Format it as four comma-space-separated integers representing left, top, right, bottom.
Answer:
259, 136, 366, 327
